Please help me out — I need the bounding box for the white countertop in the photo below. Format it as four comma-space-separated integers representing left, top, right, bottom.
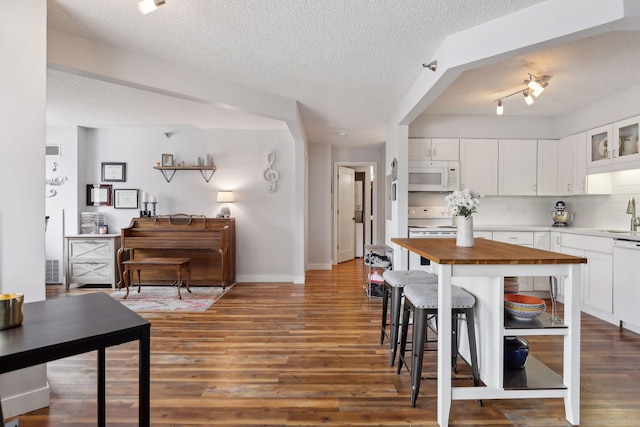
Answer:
471, 225, 640, 241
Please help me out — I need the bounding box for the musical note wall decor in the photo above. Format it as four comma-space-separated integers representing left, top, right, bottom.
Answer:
262, 150, 280, 193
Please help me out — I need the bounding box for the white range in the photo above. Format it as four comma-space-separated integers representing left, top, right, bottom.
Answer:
407, 205, 456, 271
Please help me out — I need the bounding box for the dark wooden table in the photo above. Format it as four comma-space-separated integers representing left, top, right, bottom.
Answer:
0, 293, 150, 426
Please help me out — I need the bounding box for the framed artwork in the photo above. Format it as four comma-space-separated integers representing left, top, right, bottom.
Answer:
86, 184, 112, 206
161, 154, 173, 167
114, 189, 139, 209
101, 162, 126, 182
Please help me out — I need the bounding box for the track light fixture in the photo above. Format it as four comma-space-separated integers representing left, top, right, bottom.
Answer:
524, 73, 550, 97
422, 60, 437, 72
494, 72, 551, 115
138, 0, 165, 15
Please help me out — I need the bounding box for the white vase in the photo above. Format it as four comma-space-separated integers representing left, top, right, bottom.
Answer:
456, 215, 474, 247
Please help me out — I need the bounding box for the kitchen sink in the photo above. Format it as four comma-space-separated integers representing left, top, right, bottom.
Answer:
595, 229, 631, 234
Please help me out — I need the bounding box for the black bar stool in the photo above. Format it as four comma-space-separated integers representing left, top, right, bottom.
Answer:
397, 283, 480, 407
380, 270, 438, 366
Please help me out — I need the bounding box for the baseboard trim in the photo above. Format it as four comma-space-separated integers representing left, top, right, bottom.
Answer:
307, 263, 332, 270
1, 382, 50, 419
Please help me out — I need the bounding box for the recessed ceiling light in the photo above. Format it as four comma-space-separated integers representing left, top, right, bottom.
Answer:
335, 132, 348, 137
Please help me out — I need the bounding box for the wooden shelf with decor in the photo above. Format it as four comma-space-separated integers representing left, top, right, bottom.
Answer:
153, 166, 217, 182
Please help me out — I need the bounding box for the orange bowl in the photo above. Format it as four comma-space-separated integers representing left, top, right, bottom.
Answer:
504, 294, 545, 306
504, 294, 545, 320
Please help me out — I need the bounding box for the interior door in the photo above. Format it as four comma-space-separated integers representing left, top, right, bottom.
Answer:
337, 166, 355, 263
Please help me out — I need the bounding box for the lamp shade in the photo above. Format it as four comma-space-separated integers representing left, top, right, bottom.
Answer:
137, 0, 164, 15
217, 191, 234, 203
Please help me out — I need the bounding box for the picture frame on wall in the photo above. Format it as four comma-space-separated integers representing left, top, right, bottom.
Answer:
161, 154, 173, 167
86, 184, 112, 206
101, 162, 126, 182
114, 189, 139, 209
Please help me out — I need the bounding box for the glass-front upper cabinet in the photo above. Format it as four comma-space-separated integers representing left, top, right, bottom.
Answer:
612, 115, 640, 164
586, 124, 612, 168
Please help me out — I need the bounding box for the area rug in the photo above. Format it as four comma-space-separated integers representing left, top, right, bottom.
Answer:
110, 284, 233, 312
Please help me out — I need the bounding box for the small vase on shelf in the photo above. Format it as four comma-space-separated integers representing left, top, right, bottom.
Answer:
456, 215, 474, 247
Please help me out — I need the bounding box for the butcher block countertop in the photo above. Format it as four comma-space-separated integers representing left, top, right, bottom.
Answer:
391, 237, 587, 265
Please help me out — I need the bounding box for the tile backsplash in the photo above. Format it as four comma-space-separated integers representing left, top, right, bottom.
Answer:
408, 168, 640, 229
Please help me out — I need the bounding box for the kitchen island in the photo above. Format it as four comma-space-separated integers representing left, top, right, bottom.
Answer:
391, 237, 586, 427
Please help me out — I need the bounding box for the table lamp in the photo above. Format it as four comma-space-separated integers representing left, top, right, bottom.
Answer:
217, 191, 234, 218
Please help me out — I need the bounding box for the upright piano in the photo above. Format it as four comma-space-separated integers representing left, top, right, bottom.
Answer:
118, 215, 235, 287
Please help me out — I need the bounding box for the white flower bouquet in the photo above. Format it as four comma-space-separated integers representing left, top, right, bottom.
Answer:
445, 189, 483, 218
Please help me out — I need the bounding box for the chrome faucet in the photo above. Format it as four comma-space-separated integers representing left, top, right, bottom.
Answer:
626, 197, 640, 231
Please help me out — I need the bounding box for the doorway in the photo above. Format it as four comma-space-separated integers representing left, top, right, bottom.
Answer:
333, 162, 378, 265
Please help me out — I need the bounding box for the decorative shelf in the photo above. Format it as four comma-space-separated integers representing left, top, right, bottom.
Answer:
503, 356, 566, 390
504, 311, 567, 332
153, 166, 216, 183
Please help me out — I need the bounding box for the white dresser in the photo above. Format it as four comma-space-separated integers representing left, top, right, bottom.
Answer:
64, 234, 121, 289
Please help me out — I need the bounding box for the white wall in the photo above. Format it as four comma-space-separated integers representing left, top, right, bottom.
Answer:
410, 115, 557, 140
557, 83, 640, 138
45, 126, 79, 282
306, 143, 385, 268
66, 126, 297, 282
307, 144, 332, 269
333, 144, 386, 246
0, 0, 49, 418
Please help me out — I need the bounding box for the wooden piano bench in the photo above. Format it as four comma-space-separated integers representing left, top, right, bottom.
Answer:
121, 257, 192, 299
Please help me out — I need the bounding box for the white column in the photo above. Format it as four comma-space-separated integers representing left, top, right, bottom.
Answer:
0, 0, 50, 417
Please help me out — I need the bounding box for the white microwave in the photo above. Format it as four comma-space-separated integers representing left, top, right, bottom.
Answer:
408, 161, 459, 192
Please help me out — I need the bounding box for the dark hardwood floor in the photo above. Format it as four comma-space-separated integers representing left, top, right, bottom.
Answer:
8, 259, 640, 426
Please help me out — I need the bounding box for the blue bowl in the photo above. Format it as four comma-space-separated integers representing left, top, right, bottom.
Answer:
504, 336, 529, 369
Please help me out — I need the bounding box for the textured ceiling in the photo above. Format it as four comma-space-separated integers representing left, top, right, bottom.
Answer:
426, 31, 640, 117
45, 0, 640, 146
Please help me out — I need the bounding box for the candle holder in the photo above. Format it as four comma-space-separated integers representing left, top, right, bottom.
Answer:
150, 202, 157, 217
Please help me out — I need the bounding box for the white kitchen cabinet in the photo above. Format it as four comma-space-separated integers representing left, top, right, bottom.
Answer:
460, 138, 498, 195
560, 234, 614, 321
586, 124, 613, 168
536, 139, 558, 196
612, 115, 640, 164
64, 234, 121, 289
492, 231, 535, 291
583, 250, 613, 314
408, 138, 459, 161
559, 247, 583, 301
474, 231, 492, 239
532, 231, 551, 291
489, 231, 551, 293
613, 239, 640, 334
550, 231, 564, 297
559, 133, 587, 195
498, 139, 537, 196
492, 231, 533, 246
585, 118, 640, 174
